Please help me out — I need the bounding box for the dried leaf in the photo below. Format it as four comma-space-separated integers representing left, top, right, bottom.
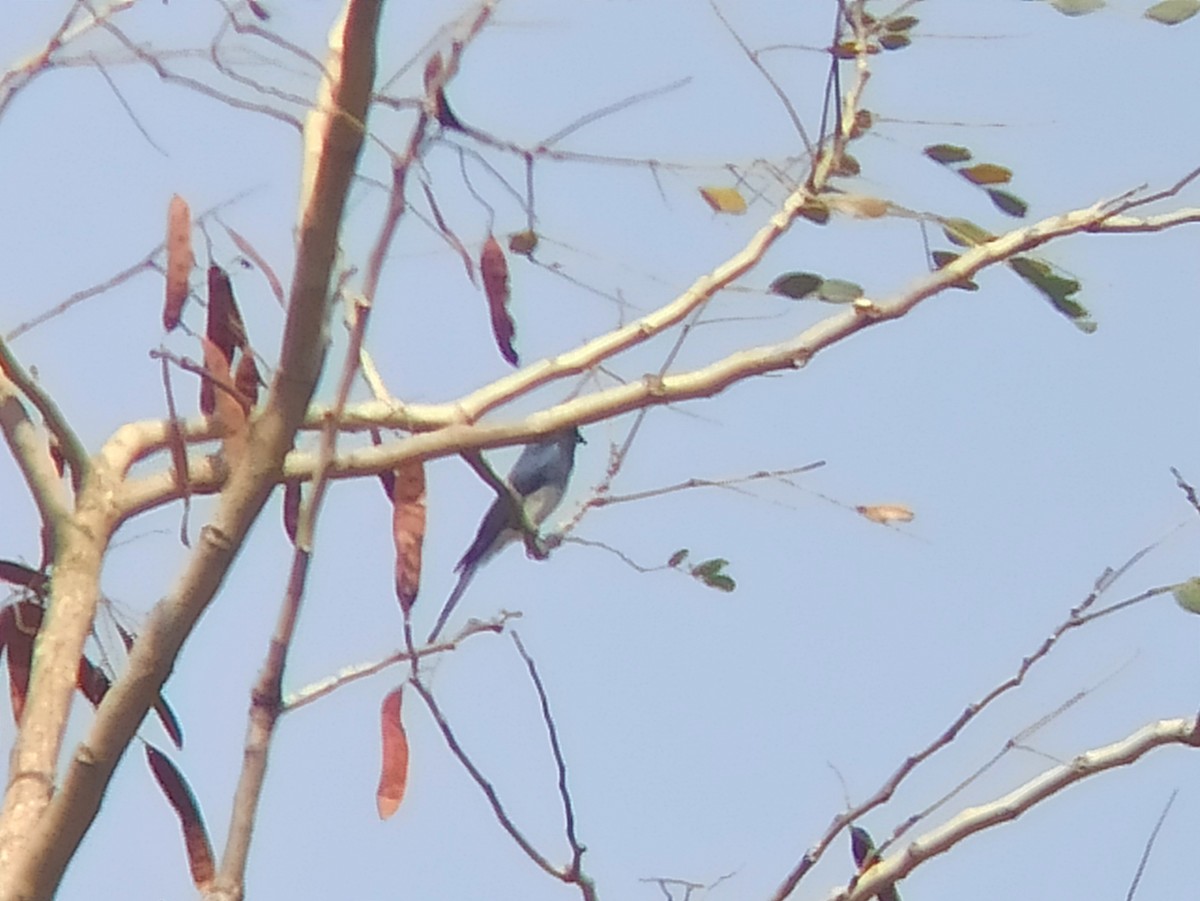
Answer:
959, 163, 1012, 186
283, 479, 302, 546
164, 195, 193, 331
423, 51, 463, 130
848, 109, 873, 140
480, 235, 518, 366
421, 182, 475, 285
508, 229, 538, 256
699, 186, 747, 214
391, 461, 427, 615
206, 265, 247, 360
2, 602, 41, 724
0, 560, 48, 594
829, 194, 890, 218
225, 225, 285, 308
145, 745, 215, 890
831, 152, 861, 177
376, 687, 410, 819
76, 656, 111, 707
856, 504, 915, 524
200, 337, 248, 461
233, 352, 261, 408
102, 619, 185, 748
47, 431, 65, 478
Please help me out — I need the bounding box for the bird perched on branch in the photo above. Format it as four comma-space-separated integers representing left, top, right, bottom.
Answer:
427, 427, 584, 642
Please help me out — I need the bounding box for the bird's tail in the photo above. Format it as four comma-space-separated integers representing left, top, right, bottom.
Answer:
426, 564, 475, 644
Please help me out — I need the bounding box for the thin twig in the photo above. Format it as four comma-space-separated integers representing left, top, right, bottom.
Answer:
283, 613, 516, 712
511, 632, 589, 882
769, 535, 1172, 901
1125, 790, 1177, 901
409, 676, 564, 879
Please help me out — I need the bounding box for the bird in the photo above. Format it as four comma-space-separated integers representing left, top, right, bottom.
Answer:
426, 427, 583, 642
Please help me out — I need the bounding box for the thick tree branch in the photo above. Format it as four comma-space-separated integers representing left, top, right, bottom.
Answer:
831, 717, 1200, 901
0, 2, 382, 897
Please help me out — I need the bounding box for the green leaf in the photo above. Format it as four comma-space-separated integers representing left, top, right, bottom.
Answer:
1050, 0, 1105, 15
879, 32, 911, 50
770, 272, 823, 300
1008, 256, 1094, 328
959, 163, 1013, 186
924, 144, 972, 165
667, 549, 689, 568
816, 278, 865, 304
689, 558, 736, 592
1145, 0, 1200, 23
930, 251, 980, 291
884, 15, 919, 31
1173, 577, 1200, 614
987, 188, 1028, 218
942, 218, 995, 247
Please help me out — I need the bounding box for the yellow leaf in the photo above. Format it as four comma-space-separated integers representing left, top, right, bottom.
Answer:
856, 504, 915, 525
828, 194, 890, 218
699, 186, 747, 215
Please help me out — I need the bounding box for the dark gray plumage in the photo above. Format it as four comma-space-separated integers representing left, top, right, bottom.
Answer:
427, 428, 583, 642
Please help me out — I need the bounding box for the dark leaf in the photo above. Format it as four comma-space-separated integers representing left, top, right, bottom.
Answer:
878, 32, 911, 50
480, 235, 518, 366
924, 144, 972, 165
233, 352, 261, 407
769, 272, 823, 300
283, 480, 302, 546
986, 188, 1028, 218
884, 14, 919, 30
798, 198, 831, 224
0, 561, 48, 594
145, 745, 215, 890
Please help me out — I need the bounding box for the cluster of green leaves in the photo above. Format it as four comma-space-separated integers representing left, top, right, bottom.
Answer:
667, 550, 737, 593
937, 218, 1095, 332
832, 10, 919, 56
1033, 0, 1199, 24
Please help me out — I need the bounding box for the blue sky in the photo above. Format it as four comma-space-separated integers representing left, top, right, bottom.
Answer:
2, 1, 1200, 899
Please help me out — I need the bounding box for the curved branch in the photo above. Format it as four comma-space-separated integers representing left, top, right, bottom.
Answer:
835, 717, 1200, 901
